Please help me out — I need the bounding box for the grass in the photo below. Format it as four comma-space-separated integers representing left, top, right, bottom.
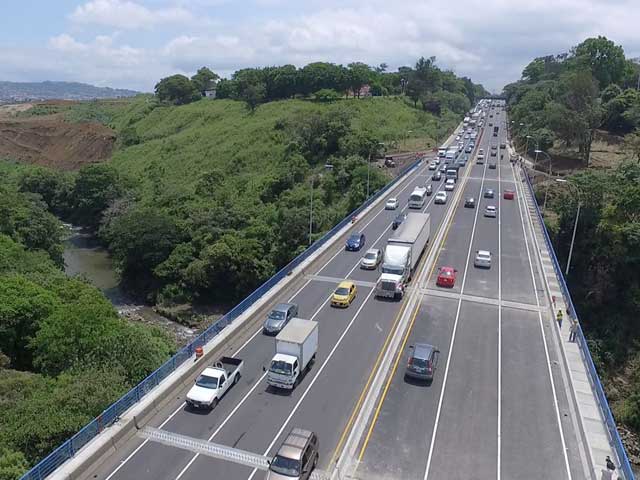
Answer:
103, 96, 458, 197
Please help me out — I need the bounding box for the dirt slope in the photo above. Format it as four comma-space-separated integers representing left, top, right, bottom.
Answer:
0, 109, 115, 170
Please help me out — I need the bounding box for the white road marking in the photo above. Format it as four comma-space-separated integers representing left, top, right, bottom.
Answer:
512, 163, 572, 479
244, 289, 377, 480
497, 132, 503, 480
423, 129, 490, 480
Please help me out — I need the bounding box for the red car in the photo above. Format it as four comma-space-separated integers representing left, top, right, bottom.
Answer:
436, 266, 457, 287
503, 189, 515, 200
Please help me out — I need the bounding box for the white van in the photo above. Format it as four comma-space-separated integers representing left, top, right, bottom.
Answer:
409, 186, 428, 209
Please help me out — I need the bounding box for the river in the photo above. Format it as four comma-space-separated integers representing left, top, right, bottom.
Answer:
62, 225, 197, 344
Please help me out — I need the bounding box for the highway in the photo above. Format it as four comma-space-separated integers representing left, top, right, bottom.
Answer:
81, 122, 470, 480
355, 106, 587, 480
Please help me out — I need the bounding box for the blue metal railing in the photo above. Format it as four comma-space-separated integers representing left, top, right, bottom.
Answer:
522, 168, 634, 480
20, 157, 424, 480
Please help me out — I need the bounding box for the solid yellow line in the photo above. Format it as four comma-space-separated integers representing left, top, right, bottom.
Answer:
327, 278, 411, 467
357, 295, 421, 460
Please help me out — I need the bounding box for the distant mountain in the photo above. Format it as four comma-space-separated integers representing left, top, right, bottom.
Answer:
0, 81, 140, 102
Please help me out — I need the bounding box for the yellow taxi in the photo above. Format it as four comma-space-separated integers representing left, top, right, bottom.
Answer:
331, 280, 357, 308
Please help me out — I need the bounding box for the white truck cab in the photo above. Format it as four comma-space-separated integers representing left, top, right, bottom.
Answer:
186, 357, 243, 409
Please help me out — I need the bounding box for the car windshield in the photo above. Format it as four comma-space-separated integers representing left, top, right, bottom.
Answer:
269, 310, 285, 321
441, 270, 453, 276
348, 235, 360, 242
335, 287, 350, 295
269, 454, 301, 477
382, 265, 404, 275
269, 360, 292, 376
364, 252, 377, 260
195, 374, 218, 389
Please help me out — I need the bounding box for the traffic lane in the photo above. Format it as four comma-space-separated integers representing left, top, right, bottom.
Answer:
499, 171, 537, 304
427, 300, 498, 480
462, 175, 499, 300
357, 295, 458, 480
426, 171, 484, 291
501, 307, 567, 479
182, 285, 401, 480
349, 184, 450, 284
95, 280, 338, 480
318, 164, 432, 279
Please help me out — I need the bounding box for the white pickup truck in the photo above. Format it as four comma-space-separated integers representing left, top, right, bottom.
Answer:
186, 356, 243, 409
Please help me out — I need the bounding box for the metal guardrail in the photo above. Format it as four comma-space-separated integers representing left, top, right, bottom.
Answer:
20, 157, 424, 480
522, 168, 634, 480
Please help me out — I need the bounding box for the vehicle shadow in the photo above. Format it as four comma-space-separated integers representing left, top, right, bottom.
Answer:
403, 374, 434, 387
265, 385, 294, 397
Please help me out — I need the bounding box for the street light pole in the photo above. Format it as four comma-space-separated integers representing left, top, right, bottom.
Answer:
535, 149, 552, 214
309, 176, 314, 245
556, 178, 582, 275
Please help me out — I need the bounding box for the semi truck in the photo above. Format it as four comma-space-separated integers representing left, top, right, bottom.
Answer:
186, 356, 244, 409
375, 213, 430, 300
266, 318, 318, 390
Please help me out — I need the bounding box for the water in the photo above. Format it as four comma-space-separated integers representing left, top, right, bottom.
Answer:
62, 224, 196, 344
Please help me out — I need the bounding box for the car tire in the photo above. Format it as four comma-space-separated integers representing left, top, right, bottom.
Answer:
234, 373, 240, 385
210, 398, 218, 409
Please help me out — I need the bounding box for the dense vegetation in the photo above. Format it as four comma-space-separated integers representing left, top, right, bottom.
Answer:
17, 58, 486, 307
505, 36, 640, 164
0, 58, 486, 477
505, 36, 640, 457
0, 165, 175, 478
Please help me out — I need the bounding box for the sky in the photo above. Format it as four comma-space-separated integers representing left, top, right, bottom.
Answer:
2, 0, 640, 93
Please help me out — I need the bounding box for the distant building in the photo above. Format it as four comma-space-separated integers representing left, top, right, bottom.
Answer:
348, 84, 372, 98
204, 88, 217, 99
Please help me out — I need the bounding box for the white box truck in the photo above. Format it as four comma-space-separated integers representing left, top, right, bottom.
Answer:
376, 213, 430, 300
267, 318, 318, 390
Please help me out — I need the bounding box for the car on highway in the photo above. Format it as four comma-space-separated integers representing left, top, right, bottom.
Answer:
465, 145, 473, 153
428, 162, 437, 170
476, 154, 484, 164
266, 427, 319, 480
489, 122, 493, 127
432, 171, 442, 181
264, 303, 299, 334
426, 184, 433, 195
491, 144, 497, 150
405, 343, 440, 383
360, 248, 382, 270
444, 178, 455, 191
474, 250, 492, 268
385, 198, 399, 210
490, 150, 497, 157
345, 232, 366, 251
484, 205, 497, 218
464, 134, 470, 139
500, 143, 506, 149
479, 148, 484, 155
436, 266, 457, 287
434, 191, 447, 204
440, 163, 447, 172
489, 161, 497, 169
331, 280, 357, 307
392, 212, 406, 230
484, 188, 495, 198
186, 356, 243, 409
464, 197, 475, 208
504, 189, 515, 200
456, 135, 461, 141
434, 157, 441, 165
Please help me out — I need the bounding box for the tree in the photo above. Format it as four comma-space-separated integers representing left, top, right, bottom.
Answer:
101, 207, 182, 295
263, 65, 298, 100
573, 36, 626, 88
623, 129, 640, 163
346, 62, 372, 97
190, 67, 219, 95
0, 447, 28, 480
240, 83, 266, 112
522, 58, 545, 83
154, 74, 200, 105
314, 89, 341, 102
72, 164, 123, 229
0, 275, 58, 370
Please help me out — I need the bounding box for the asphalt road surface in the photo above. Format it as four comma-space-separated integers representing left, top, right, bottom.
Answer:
356, 106, 587, 480
81, 124, 474, 480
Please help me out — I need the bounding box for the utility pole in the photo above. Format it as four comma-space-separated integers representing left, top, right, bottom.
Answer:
309, 176, 315, 245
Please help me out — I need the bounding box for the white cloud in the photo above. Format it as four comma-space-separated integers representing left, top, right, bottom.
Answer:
6, 0, 640, 92
70, 0, 195, 29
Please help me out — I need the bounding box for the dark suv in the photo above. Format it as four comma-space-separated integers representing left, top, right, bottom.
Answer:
405, 343, 440, 382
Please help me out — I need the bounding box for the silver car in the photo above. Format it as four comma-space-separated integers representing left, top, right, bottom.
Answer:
474, 250, 492, 268
264, 303, 299, 334
484, 205, 497, 218
360, 248, 382, 270
266, 428, 319, 480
